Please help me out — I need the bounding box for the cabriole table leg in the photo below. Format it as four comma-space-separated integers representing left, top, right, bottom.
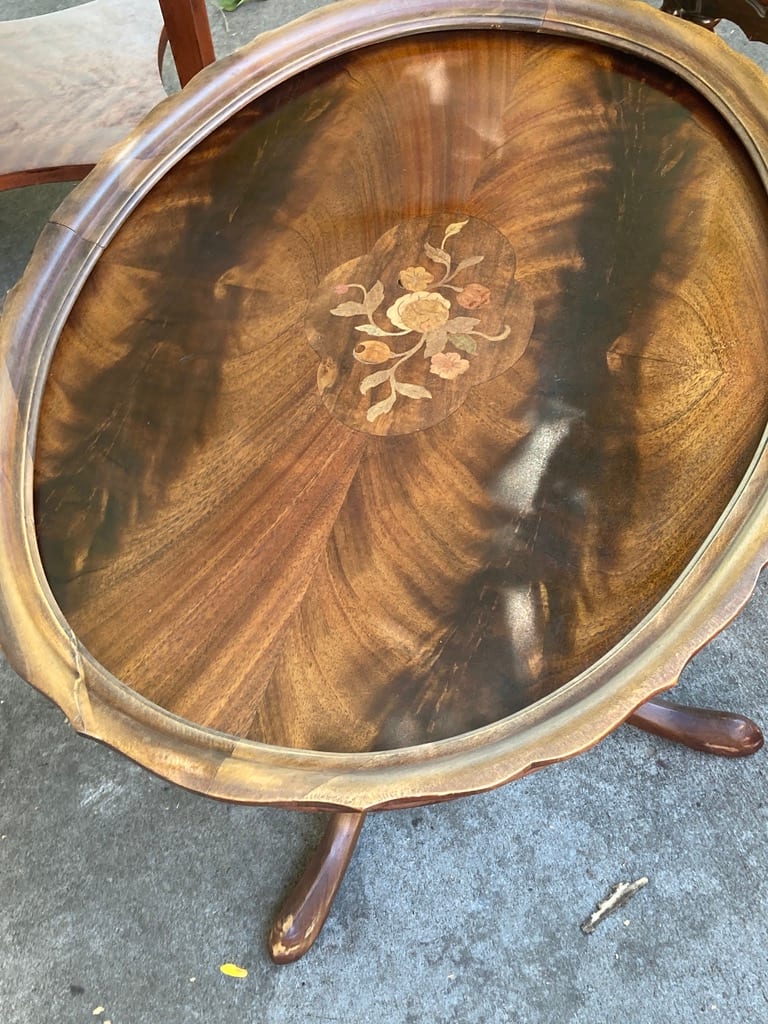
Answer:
628, 697, 764, 757
269, 811, 367, 964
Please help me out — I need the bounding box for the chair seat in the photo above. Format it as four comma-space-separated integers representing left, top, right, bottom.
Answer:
0, 0, 166, 189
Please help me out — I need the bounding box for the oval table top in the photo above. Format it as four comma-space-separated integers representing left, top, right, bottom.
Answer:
3, 0, 768, 809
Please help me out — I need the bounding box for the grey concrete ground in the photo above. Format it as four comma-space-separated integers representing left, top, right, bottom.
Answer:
1, 2, 768, 1022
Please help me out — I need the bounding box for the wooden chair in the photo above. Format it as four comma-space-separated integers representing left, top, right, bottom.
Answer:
0, 0, 215, 191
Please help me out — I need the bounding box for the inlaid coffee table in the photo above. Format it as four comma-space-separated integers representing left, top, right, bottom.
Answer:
2, 0, 767, 962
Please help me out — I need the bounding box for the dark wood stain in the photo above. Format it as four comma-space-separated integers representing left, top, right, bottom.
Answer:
32, 31, 768, 753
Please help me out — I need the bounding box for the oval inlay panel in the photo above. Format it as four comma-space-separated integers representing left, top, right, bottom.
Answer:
306, 214, 534, 435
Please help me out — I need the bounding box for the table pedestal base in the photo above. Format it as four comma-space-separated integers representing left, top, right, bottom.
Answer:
267, 696, 763, 963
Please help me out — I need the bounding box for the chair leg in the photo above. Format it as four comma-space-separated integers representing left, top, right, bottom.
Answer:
660, 0, 720, 31
157, 0, 216, 87
269, 811, 367, 964
628, 697, 764, 757
660, 0, 768, 43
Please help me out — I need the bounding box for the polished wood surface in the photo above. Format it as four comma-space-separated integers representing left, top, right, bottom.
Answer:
32, 31, 768, 754
3, 0, 768, 810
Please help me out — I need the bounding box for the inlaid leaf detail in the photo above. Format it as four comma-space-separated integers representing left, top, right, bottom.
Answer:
330, 300, 367, 316
424, 241, 450, 267
446, 317, 481, 333
450, 333, 478, 354
355, 324, 396, 336
424, 328, 448, 358
454, 255, 485, 274
365, 280, 385, 314
360, 369, 392, 393
396, 383, 432, 400
367, 392, 397, 422
443, 219, 469, 240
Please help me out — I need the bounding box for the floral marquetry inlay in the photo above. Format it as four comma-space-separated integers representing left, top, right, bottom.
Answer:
306, 216, 535, 435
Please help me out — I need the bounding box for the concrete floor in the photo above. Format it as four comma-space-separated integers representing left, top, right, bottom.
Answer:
1, 2, 768, 1022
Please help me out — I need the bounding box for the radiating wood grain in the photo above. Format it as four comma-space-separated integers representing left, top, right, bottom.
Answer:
4, 0, 768, 810
31, 31, 768, 754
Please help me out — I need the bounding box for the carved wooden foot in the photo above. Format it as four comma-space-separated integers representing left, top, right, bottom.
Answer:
628, 697, 764, 757
269, 811, 366, 964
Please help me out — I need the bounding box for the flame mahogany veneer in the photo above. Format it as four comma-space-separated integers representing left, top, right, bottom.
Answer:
1, 0, 767, 961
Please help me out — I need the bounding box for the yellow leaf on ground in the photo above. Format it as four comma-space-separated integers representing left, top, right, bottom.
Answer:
220, 963, 248, 978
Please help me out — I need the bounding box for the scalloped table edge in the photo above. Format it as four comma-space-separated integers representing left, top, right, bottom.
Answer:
1, 0, 768, 813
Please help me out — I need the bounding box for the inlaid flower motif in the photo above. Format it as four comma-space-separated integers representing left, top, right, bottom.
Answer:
430, 351, 470, 379
310, 217, 532, 430
387, 291, 451, 333
457, 283, 491, 310
399, 266, 434, 292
